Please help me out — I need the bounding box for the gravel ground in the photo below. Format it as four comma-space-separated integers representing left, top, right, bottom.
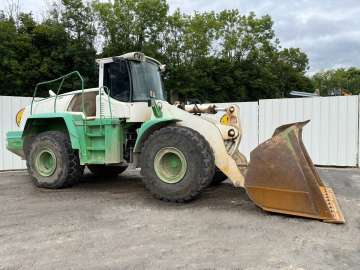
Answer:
0, 167, 359, 270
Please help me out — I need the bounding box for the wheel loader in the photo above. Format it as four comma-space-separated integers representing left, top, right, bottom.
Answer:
6, 52, 344, 223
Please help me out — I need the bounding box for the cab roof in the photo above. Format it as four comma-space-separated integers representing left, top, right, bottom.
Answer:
96, 52, 162, 67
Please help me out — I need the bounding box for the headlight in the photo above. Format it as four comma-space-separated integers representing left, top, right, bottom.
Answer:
16, 108, 25, 127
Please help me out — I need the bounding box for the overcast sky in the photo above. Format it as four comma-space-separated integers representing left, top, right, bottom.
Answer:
1, 0, 359, 74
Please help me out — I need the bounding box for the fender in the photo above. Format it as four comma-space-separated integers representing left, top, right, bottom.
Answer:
22, 113, 89, 165
23, 113, 85, 150
133, 117, 180, 153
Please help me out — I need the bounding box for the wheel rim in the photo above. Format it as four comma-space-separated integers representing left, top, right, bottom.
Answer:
154, 147, 187, 184
35, 148, 57, 177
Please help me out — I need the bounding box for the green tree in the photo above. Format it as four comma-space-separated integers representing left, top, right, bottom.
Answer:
217, 10, 276, 61
0, 12, 22, 95
56, 0, 98, 87
163, 9, 312, 102
0, 0, 315, 102
93, 0, 168, 57
312, 68, 360, 95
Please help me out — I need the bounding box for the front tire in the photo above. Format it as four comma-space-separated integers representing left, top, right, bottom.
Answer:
140, 126, 215, 202
26, 131, 83, 188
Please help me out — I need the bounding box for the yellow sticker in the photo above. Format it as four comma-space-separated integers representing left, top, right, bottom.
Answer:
16, 108, 24, 127
220, 114, 229, 125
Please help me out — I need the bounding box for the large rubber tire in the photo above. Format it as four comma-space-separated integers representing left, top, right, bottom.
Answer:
87, 165, 128, 177
211, 168, 228, 185
26, 131, 84, 189
140, 126, 215, 202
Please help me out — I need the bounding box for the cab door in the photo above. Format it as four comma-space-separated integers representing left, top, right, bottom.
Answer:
97, 60, 131, 118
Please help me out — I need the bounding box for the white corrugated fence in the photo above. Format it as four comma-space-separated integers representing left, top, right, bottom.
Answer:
259, 96, 359, 166
0, 96, 33, 170
0, 95, 359, 170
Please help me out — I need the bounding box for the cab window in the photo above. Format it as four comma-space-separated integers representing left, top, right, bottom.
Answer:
103, 61, 130, 102
130, 61, 165, 101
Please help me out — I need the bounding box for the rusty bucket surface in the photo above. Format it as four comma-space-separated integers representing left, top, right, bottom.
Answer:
245, 120, 345, 223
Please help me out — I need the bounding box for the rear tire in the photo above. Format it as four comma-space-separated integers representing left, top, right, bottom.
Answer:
26, 131, 83, 188
140, 126, 215, 202
87, 165, 128, 177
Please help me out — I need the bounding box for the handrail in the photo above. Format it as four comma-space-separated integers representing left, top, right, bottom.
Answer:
30, 71, 84, 115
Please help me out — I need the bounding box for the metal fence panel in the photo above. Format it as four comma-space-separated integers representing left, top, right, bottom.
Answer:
259, 96, 359, 166
235, 102, 259, 161
0, 96, 32, 170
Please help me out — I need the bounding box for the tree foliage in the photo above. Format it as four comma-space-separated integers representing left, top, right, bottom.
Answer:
0, 0, 97, 96
0, 0, 316, 101
93, 0, 168, 57
311, 68, 360, 95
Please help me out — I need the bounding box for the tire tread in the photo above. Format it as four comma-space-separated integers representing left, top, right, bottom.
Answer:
27, 131, 83, 188
140, 126, 215, 202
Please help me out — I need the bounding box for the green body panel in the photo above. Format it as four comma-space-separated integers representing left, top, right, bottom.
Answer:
134, 118, 179, 153
18, 113, 125, 165
6, 131, 24, 158
9, 113, 176, 166
24, 113, 84, 149
78, 118, 124, 164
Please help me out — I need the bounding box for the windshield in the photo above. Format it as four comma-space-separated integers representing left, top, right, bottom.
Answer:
130, 61, 165, 101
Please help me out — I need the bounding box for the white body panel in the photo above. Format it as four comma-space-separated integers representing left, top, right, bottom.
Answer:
98, 94, 153, 122
31, 95, 73, 115
24, 88, 154, 124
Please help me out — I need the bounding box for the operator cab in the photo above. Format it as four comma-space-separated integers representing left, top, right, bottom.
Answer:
98, 52, 166, 103
67, 52, 166, 121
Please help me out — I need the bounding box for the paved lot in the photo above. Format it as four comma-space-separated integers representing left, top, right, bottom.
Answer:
0, 168, 359, 270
